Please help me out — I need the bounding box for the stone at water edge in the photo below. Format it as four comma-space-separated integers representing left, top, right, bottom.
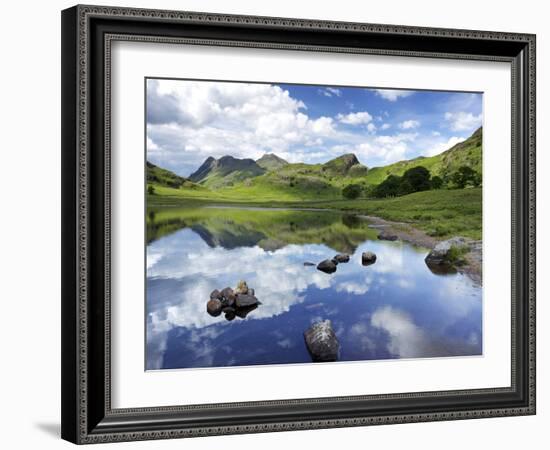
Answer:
333, 254, 350, 263
304, 320, 340, 362
210, 289, 221, 300
206, 299, 223, 317
362, 251, 377, 266
425, 236, 470, 265
378, 231, 398, 241
317, 259, 337, 274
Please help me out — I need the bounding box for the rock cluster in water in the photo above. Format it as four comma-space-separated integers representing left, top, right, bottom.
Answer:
315, 254, 350, 274
207, 280, 261, 321
311, 252, 377, 273
304, 320, 340, 362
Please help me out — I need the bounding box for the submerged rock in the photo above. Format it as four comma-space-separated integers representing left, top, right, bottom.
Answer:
362, 251, 377, 266
317, 259, 337, 274
206, 299, 223, 317
333, 254, 350, 263
378, 231, 398, 241
303, 262, 316, 267
304, 320, 340, 362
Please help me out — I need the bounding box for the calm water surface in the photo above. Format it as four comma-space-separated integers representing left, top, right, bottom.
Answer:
146, 206, 482, 370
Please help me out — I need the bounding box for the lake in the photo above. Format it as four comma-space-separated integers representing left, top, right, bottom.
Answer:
146, 206, 482, 370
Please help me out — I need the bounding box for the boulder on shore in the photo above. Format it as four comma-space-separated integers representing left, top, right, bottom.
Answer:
425, 236, 470, 266
206, 299, 223, 317
210, 289, 221, 300
362, 251, 377, 266
333, 254, 350, 263
317, 259, 337, 274
304, 320, 340, 362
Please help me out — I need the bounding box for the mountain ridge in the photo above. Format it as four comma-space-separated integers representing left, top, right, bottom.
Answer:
256, 153, 289, 171
147, 127, 481, 199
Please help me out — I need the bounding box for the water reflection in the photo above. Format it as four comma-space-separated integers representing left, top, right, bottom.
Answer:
146, 207, 482, 370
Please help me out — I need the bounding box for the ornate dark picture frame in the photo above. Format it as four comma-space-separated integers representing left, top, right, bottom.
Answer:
61, 4, 536, 444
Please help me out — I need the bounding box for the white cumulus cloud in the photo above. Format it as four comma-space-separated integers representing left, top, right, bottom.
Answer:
318, 87, 342, 97
424, 136, 466, 157
444, 111, 482, 131
374, 89, 414, 101
147, 79, 340, 175
399, 119, 420, 130
337, 111, 373, 125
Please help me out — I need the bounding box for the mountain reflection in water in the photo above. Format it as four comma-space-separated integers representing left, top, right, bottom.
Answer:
146, 206, 482, 370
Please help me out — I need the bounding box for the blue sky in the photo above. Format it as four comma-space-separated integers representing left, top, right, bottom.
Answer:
146, 79, 482, 177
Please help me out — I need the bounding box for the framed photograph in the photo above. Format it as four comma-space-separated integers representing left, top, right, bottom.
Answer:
61, 5, 536, 444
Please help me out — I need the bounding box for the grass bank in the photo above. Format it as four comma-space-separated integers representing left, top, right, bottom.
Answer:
147, 187, 482, 241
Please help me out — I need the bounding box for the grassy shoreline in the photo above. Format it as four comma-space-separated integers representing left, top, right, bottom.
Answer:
147, 187, 482, 241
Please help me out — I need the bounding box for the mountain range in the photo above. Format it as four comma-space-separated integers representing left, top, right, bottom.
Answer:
147, 127, 482, 201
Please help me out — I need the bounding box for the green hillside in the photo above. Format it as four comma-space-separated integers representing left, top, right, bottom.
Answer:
363, 127, 482, 185
146, 161, 203, 190
147, 127, 481, 202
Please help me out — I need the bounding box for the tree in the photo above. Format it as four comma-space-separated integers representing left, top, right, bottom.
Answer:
342, 183, 362, 199
430, 175, 443, 189
402, 166, 431, 193
373, 175, 401, 198
147, 185, 155, 195
451, 166, 478, 188
397, 179, 414, 196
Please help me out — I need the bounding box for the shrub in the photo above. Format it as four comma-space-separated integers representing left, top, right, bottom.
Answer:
451, 166, 480, 188
373, 175, 401, 198
402, 166, 431, 192
447, 245, 468, 265
430, 176, 443, 189
147, 185, 155, 195
342, 184, 362, 199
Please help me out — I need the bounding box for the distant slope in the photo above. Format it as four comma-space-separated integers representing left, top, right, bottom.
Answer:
189, 155, 266, 188
148, 127, 481, 201
321, 153, 368, 177
147, 161, 190, 188
256, 153, 288, 171
363, 127, 482, 185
